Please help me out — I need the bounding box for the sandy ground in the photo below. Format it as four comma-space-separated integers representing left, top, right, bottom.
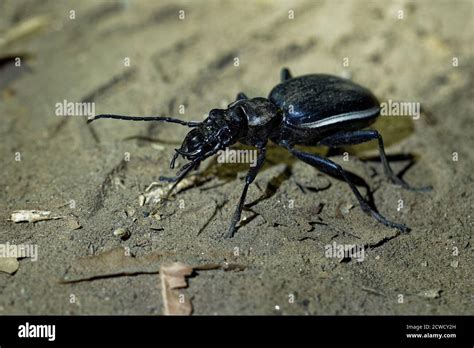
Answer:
0, 0, 472, 315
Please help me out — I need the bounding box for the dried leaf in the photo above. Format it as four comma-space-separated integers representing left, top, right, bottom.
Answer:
161, 262, 193, 288
60, 247, 166, 283
60, 248, 247, 285
160, 262, 193, 315
0, 257, 19, 274
194, 263, 221, 271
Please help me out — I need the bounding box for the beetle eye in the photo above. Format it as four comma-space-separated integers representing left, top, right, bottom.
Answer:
181, 130, 203, 152
230, 105, 246, 121
209, 109, 225, 119
189, 133, 203, 147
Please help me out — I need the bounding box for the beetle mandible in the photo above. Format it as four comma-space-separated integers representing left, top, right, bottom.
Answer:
88, 68, 431, 237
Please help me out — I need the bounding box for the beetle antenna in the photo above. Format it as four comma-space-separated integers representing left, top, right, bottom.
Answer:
87, 114, 201, 127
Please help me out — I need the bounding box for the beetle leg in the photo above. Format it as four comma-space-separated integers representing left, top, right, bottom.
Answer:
236, 92, 248, 101
288, 147, 410, 233
280, 67, 293, 82
159, 176, 178, 183
227, 147, 267, 238
318, 130, 432, 192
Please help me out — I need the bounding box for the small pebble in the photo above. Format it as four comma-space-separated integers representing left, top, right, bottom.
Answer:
113, 227, 131, 241
419, 289, 441, 299
125, 207, 136, 218
0, 258, 19, 274
67, 218, 82, 230
450, 260, 459, 268
151, 144, 165, 151
340, 203, 354, 215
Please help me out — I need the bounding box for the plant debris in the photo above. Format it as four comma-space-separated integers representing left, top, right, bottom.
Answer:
139, 175, 211, 206
0, 15, 49, 48
9, 210, 63, 223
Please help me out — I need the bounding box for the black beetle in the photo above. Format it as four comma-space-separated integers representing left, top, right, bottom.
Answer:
88, 68, 431, 237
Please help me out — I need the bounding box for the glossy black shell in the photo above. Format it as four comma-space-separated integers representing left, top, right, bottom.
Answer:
269, 74, 380, 145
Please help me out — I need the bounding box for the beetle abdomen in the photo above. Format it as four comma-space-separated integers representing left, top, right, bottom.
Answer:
269, 74, 380, 131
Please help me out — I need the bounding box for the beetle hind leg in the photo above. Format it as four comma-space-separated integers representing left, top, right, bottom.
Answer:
318, 130, 432, 192
280, 68, 293, 82
288, 147, 410, 233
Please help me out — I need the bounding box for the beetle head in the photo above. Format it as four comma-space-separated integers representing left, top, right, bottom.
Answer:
171, 108, 244, 169
171, 98, 278, 172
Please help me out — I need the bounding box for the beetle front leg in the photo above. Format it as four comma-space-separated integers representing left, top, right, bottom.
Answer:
288, 147, 410, 233
318, 130, 432, 192
227, 147, 266, 238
